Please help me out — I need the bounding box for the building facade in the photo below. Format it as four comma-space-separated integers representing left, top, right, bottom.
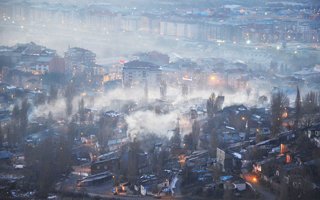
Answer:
122, 60, 161, 88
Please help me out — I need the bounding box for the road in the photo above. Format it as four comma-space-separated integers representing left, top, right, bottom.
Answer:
242, 173, 277, 200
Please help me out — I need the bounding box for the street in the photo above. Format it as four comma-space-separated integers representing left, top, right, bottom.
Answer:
242, 173, 277, 200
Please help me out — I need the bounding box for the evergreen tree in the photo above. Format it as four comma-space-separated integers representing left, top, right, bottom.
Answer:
294, 86, 301, 130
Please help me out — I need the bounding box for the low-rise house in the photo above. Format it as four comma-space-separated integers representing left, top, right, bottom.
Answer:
91, 157, 120, 175
185, 150, 209, 168
77, 171, 113, 187
25, 129, 60, 146
220, 131, 244, 144
216, 148, 233, 172
138, 174, 170, 196
253, 157, 277, 177
107, 137, 129, 151
0, 150, 13, 165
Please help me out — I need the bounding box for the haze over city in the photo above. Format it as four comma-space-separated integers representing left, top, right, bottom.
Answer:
0, 0, 319, 199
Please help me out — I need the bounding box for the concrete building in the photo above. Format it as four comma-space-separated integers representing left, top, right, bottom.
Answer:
64, 47, 96, 72
122, 60, 161, 88
30, 56, 65, 74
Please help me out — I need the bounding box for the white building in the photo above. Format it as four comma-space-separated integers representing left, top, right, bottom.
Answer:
122, 60, 161, 88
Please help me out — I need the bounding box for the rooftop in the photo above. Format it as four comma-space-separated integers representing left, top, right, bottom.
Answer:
124, 60, 160, 70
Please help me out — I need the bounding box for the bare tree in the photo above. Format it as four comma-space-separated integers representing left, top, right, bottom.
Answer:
271, 91, 289, 136
207, 92, 215, 118
170, 124, 181, 151
127, 138, 141, 182
303, 91, 319, 114
24, 134, 72, 198
191, 120, 200, 150
258, 95, 268, 105
210, 128, 219, 156
160, 80, 167, 100
34, 92, 46, 106
9, 100, 30, 144
64, 83, 75, 116
20, 99, 30, 137
301, 91, 320, 128
182, 83, 188, 97
48, 85, 58, 104
11, 104, 20, 144
78, 98, 85, 124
